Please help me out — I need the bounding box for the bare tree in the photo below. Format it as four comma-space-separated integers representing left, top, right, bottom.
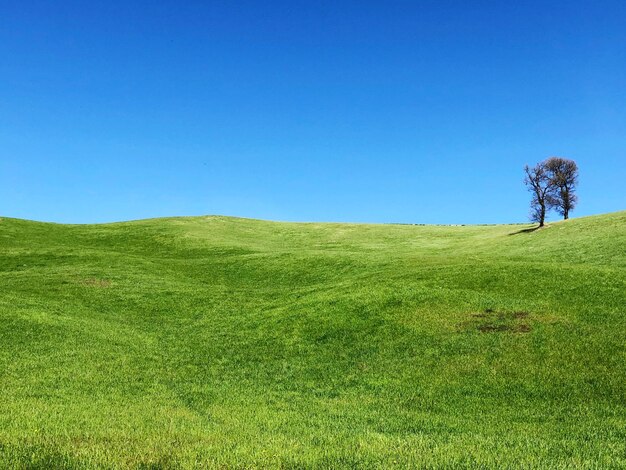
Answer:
545, 157, 578, 220
524, 162, 551, 227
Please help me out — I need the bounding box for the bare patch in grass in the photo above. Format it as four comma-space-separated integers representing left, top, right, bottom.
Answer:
477, 324, 511, 333
463, 309, 532, 334
477, 323, 531, 333
81, 278, 112, 288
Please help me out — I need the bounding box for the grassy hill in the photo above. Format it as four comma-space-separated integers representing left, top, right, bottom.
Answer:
1, 211, 625, 468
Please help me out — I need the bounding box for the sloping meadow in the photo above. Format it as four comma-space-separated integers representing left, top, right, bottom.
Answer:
0, 212, 624, 468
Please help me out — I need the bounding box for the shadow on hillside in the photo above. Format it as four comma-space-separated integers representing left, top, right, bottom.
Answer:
508, 226, 540, 235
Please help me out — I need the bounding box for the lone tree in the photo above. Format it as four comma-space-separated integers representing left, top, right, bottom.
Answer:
524, 161, 551, 227
545, 156, 578, 220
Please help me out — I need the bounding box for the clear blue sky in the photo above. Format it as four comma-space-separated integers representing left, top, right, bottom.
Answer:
2, 1, 625, 224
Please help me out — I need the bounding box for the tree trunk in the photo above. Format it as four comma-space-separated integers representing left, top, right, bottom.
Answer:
539, 205, 545, 227
564, 209, 569, 220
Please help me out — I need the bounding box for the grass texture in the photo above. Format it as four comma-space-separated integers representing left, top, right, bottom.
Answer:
0, 211, 625, 468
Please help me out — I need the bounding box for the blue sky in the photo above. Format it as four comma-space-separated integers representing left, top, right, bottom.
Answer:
2, 0, 625, 224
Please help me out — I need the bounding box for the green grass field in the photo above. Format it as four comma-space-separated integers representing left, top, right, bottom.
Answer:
1, 211, 625, 468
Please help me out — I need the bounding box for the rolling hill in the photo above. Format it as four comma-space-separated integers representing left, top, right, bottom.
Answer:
1, 211, 625, 468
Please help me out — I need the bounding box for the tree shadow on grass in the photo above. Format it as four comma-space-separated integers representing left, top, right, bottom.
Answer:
508, 225, 541, 235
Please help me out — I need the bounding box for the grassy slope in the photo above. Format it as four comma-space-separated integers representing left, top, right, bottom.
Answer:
0, 212, 624, 468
